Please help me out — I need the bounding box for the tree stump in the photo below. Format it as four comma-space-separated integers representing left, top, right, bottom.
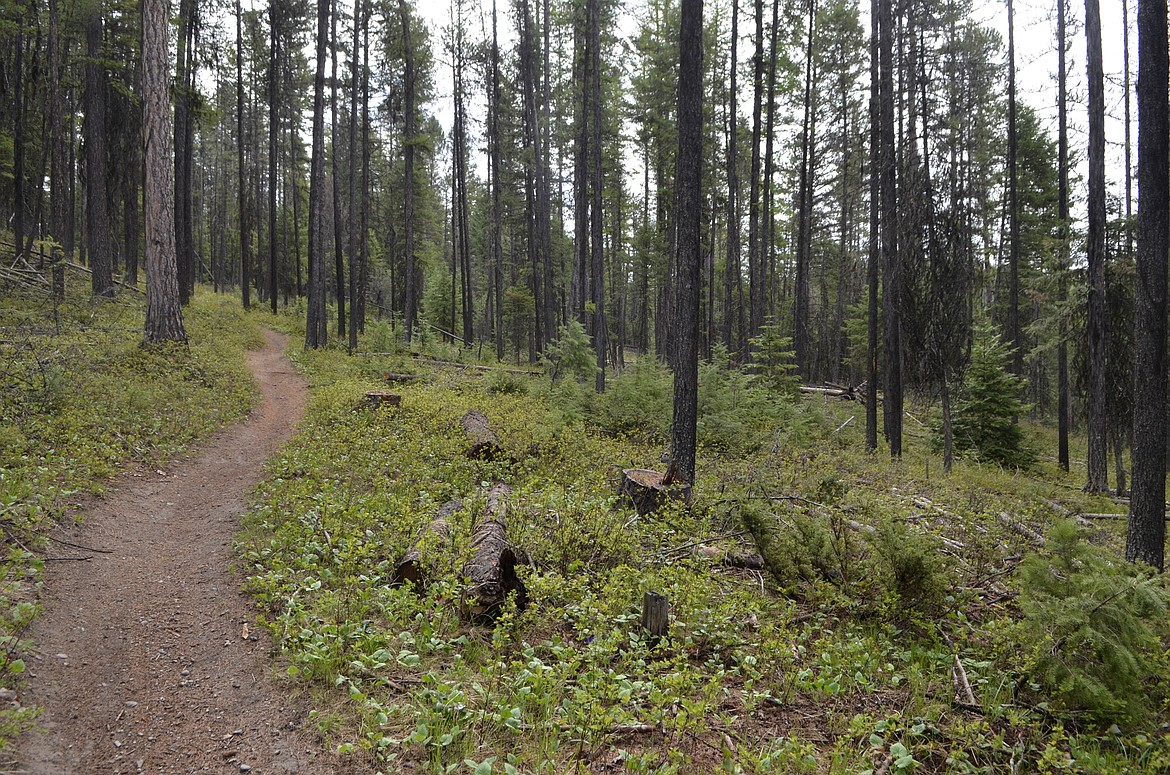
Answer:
641, 591, 669, 642
462, 410, 505, 461
619, 469, 693, 516
364, 390, 402, 409
391, 499, 460, 590
460, 484, 528, 622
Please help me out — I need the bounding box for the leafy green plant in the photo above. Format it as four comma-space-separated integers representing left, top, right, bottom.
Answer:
594, 357, 671, 440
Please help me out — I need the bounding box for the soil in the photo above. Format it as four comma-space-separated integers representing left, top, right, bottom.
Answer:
17, 330, 343, 775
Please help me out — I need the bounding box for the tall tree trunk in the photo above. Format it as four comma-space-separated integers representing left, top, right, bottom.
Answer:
1126, 0, 1168, 568
723, 0, 740, 355
84, 3, 114, 297
13, 14, 26, 265
268, 1, 279, 314
49, 0, 66, 299
1084, 0, 1109, 491
761, 0, 781, 325
399, 0, 417, 342
588, 0, 606, 390
747, 0, 765, 341
571, 6, 589, 325
1056, 0, 1069, 469
866, 0, 879, 451
669, 0, 704, 487
237, 0, 251, 309
1007, 0, 1021, 377
794, 0, 816, 376
330, 0, 346, 337
490, 0, 504, 359
879, 0, 901, 456
143, 0, 187, 343
1122, 0, 1134, 259
347, 0, 362, 351
358, 8, 370, 332
306, 0, 330, 349
173, 0, 195, 303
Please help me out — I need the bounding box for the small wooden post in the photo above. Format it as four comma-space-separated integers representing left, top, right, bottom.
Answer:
641, 591, 669, 642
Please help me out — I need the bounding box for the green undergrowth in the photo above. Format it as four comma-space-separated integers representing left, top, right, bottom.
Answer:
0, 280, 260, 747
241, 327, 1170, 774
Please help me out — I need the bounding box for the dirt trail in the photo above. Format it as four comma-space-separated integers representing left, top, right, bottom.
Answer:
18, 329, 341, 774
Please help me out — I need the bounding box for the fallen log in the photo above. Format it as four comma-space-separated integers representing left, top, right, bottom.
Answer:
392, 500, 460, 590
460, 484, 528, 622
798, 382, 867, 402
411, 354, 539, 376
619, 468, 692, 516
692, 545, 767, 570
383, 372, 419, 384
363, 390, 402, 409
462, 409, 506, 461
1079, 512, 1170, 521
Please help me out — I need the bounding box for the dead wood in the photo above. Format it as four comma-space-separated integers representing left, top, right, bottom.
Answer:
363, 390, 402, 409
641, 591, 669, 640
619, 468, 692, 516
382, 373, 419, 384
462, 410, 506, 461
412, 354, 538, 376
460, 484, 528, 622
692, 545, 767, 570
996, 511, 1046, 545
392, 500, 460, 590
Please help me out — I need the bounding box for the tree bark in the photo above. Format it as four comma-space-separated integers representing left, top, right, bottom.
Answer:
400, 0, 417, 343
305, 0, 330, 349
330, 0, 346, 337
1056, 0, 1069, 470
173, 0, 196, 304
1126, 0, 1168, 569
269, 0, 280, 314
142, 0, 187, 343
668, 0, 703, 487
1006, 0, 1021, 378
1084, 0, 1109, 491
237, 0, 251, 310
723, 0, 740, 355
746, 0, 765, 342
461, 484, 528, 622
588, 0, 606, 391
48, 0, 67, 300
84, 3, 114, 298
865, 0, 879, 452
878, 0, 901, 457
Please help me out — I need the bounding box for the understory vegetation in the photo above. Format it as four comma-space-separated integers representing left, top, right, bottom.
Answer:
0, 281, 260, 748
241, 310, 1170, 774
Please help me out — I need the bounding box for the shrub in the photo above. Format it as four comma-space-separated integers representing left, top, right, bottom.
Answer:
939, 327, 1035, 468
593, 357, 672, 440
1015, 520, 1169, 725
748, 322, 800, 395
542, 321, 599, 384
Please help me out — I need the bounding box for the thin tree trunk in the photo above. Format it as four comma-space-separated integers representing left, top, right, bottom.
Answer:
588, 0, 605, 390
723, 0, 740, 355
794, 0, 816, 375
237, 0, 251, 310
1085, 0, 1109, 491
747, 0, 765, 341
269, 1, 279, 313
1056, 0, 1069, 469
330, 0, 346, 337
49, 0, 66, 299
866, 0, 879, 451
347, 0, 361, 351
1007, 0, 1021, 377
879, 0, 901, 456
306, 0, 329, 349
399, 0, 417, 342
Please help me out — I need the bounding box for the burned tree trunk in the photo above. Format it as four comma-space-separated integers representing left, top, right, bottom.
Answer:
462, 410, 505, 461
461, 484, 528, 622
392, 499, 459, 590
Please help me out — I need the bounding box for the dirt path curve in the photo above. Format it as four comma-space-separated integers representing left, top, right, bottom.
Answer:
19, 329, 341, 775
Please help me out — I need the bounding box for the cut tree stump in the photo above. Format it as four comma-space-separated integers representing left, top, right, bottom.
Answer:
391, 500, 460, 590
462, 410, 505, 461
641, 591, 669, 641
460, 484, 528, 622
619, 469, 692, 516
364, 390, 402, 409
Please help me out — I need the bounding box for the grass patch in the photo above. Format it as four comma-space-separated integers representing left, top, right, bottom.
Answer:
241, 327, 1170, 773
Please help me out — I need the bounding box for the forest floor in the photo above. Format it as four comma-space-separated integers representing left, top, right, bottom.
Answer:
16, 330, 340, 775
